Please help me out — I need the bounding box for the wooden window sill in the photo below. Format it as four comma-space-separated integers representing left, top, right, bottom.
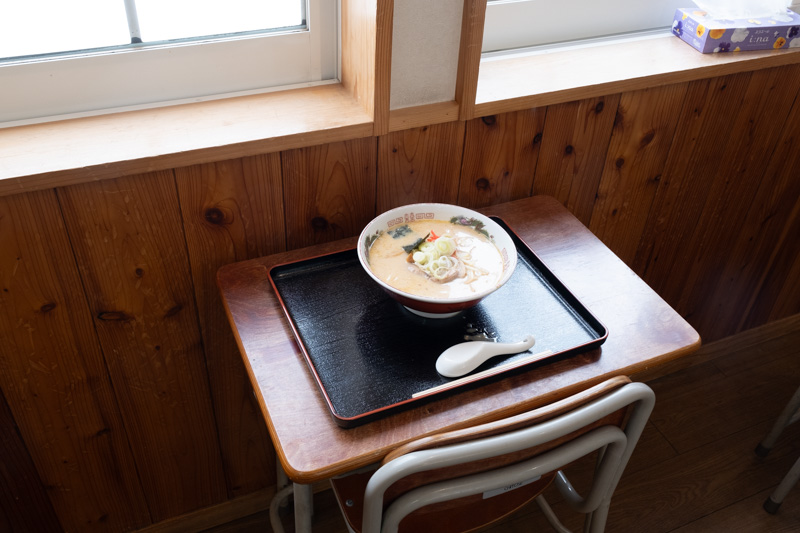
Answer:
474, 33, 800, 117
3, 33, 799, 198
0, 83, 373, 197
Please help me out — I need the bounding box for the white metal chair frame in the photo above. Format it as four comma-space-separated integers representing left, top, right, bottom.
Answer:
347, 379, 655, 533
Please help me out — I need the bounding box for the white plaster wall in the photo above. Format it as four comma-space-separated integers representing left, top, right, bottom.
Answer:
390, 0, 464, 110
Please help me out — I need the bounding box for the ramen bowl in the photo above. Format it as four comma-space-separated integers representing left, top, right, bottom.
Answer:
357, 203, 517, 318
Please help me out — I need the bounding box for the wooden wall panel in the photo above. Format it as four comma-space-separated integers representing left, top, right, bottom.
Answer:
57, 172, 227, 521
0, 386, 62, 532
634, 67, 800, 339
282, 138, 378, 249
712, 76, 800, 333
764, 229, 800, 323
532, 94, 621, 226
632, 72, 753, 292
0, 190, 149, 532
457, 109, 545, 209
747, 206, 800, 327
377, 122, 466, 211
588, 84, 687, 266
0, 62, 799, 533
174, 156, 284, 497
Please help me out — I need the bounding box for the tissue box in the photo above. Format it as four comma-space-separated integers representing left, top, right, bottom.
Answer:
671, 8, 800, 53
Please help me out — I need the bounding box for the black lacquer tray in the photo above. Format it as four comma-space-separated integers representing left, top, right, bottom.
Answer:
268, 217, 607, 427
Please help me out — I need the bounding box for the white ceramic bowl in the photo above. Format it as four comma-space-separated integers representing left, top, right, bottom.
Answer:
357, 203, 518, 318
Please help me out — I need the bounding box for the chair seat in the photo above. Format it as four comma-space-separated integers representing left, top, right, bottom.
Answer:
331, 467, 556, 533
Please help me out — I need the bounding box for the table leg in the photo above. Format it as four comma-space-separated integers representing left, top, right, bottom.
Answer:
294, 482, 314, 533
276, 462, 290, 509
269, 481, 314, 533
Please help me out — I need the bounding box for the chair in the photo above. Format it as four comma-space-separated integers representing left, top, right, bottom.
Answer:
330, 375, 655, 533
755, 384, 800, 514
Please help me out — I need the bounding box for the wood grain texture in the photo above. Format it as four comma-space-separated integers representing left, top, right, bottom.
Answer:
388, 101, 460, 133
217, 195, 700, 483
0, 386, 62, 533
0, 85, 373, 196
533, 94, 621, 226
454, 0, 488, 121
0, 57, 799, 533
458, 109, 545, 209
0, 190, 149, 532
188, 317, 800, 533
475, 35, 800, 116
374, 0, 395, 135
282, 138, 378, 249
342, 0, 389, 131
588, 83, 687, 265
761, 225, 800, 323
632, 71, 755, 291
174, 156, 285, 497
606, 354, 800, 533
57, 172, 227, 521
633, 67, 800, 340
729, 73, 800, 330
377, 121, 466, 211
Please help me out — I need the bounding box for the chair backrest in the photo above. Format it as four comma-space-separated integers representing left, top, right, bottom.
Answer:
332, 375, 655, 533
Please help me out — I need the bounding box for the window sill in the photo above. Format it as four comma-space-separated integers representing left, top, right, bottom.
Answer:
0, 83, 373, 197
474, 33, 800, 117
3, 33, 800, 198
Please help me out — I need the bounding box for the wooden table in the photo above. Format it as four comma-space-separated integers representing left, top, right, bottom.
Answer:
217, 195, 701, 531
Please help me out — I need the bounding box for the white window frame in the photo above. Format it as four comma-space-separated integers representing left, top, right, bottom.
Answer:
483, 0, 686, 53
0, 0, 339, 127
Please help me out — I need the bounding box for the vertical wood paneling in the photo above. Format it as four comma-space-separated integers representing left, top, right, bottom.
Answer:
0, 190, 149, 532
174, 156, 284, 497
377, 122, 466, 211
58, 172, 227, 521
632, 72, 752, 292
458, 109, 545, 209
533, 94, 621, 226
712, 74, 800, 332
633, 67, 800, 339
588, 84, 687, 266
1, 62, 800, 533
0, 387, 62, 533
764, 230, 800, 322
747, 205, 800, 327
282, 138, 378, 249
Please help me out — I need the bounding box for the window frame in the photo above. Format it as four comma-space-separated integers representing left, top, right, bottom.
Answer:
0, 0, 339, 126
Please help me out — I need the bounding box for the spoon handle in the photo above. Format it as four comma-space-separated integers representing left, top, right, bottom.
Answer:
480, 335, 536, 358
435, 335, 537, 377
416, 349, 555, 398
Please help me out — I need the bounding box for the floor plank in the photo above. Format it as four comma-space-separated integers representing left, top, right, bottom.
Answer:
671, 487, 800, 533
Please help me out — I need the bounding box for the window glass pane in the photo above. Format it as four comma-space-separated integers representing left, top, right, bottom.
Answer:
134, 0, 304, 42
0, 1, 129, 59
484, 0, 684, 53
0, 0, 334, 124
0, 0, 305, 61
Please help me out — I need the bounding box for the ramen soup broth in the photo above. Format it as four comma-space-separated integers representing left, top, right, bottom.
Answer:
368, 220, 504, 298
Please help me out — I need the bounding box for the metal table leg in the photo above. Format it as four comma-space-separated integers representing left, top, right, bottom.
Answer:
269, 468, 314, 533
293, 483, 314, 532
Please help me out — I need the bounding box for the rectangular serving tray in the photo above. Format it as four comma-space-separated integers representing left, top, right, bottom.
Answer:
268, 217, 607, 428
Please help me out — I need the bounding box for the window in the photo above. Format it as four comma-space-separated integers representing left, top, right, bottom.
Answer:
483, 0, 685, 53
0, 0, 338, 125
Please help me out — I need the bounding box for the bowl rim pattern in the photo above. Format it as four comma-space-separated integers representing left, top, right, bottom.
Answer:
357, 203, 518, 308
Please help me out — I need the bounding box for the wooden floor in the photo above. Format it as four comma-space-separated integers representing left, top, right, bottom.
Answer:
204, 316, 800, 533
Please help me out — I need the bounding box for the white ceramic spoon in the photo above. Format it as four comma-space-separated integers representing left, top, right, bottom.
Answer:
435, 335, 536, 378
